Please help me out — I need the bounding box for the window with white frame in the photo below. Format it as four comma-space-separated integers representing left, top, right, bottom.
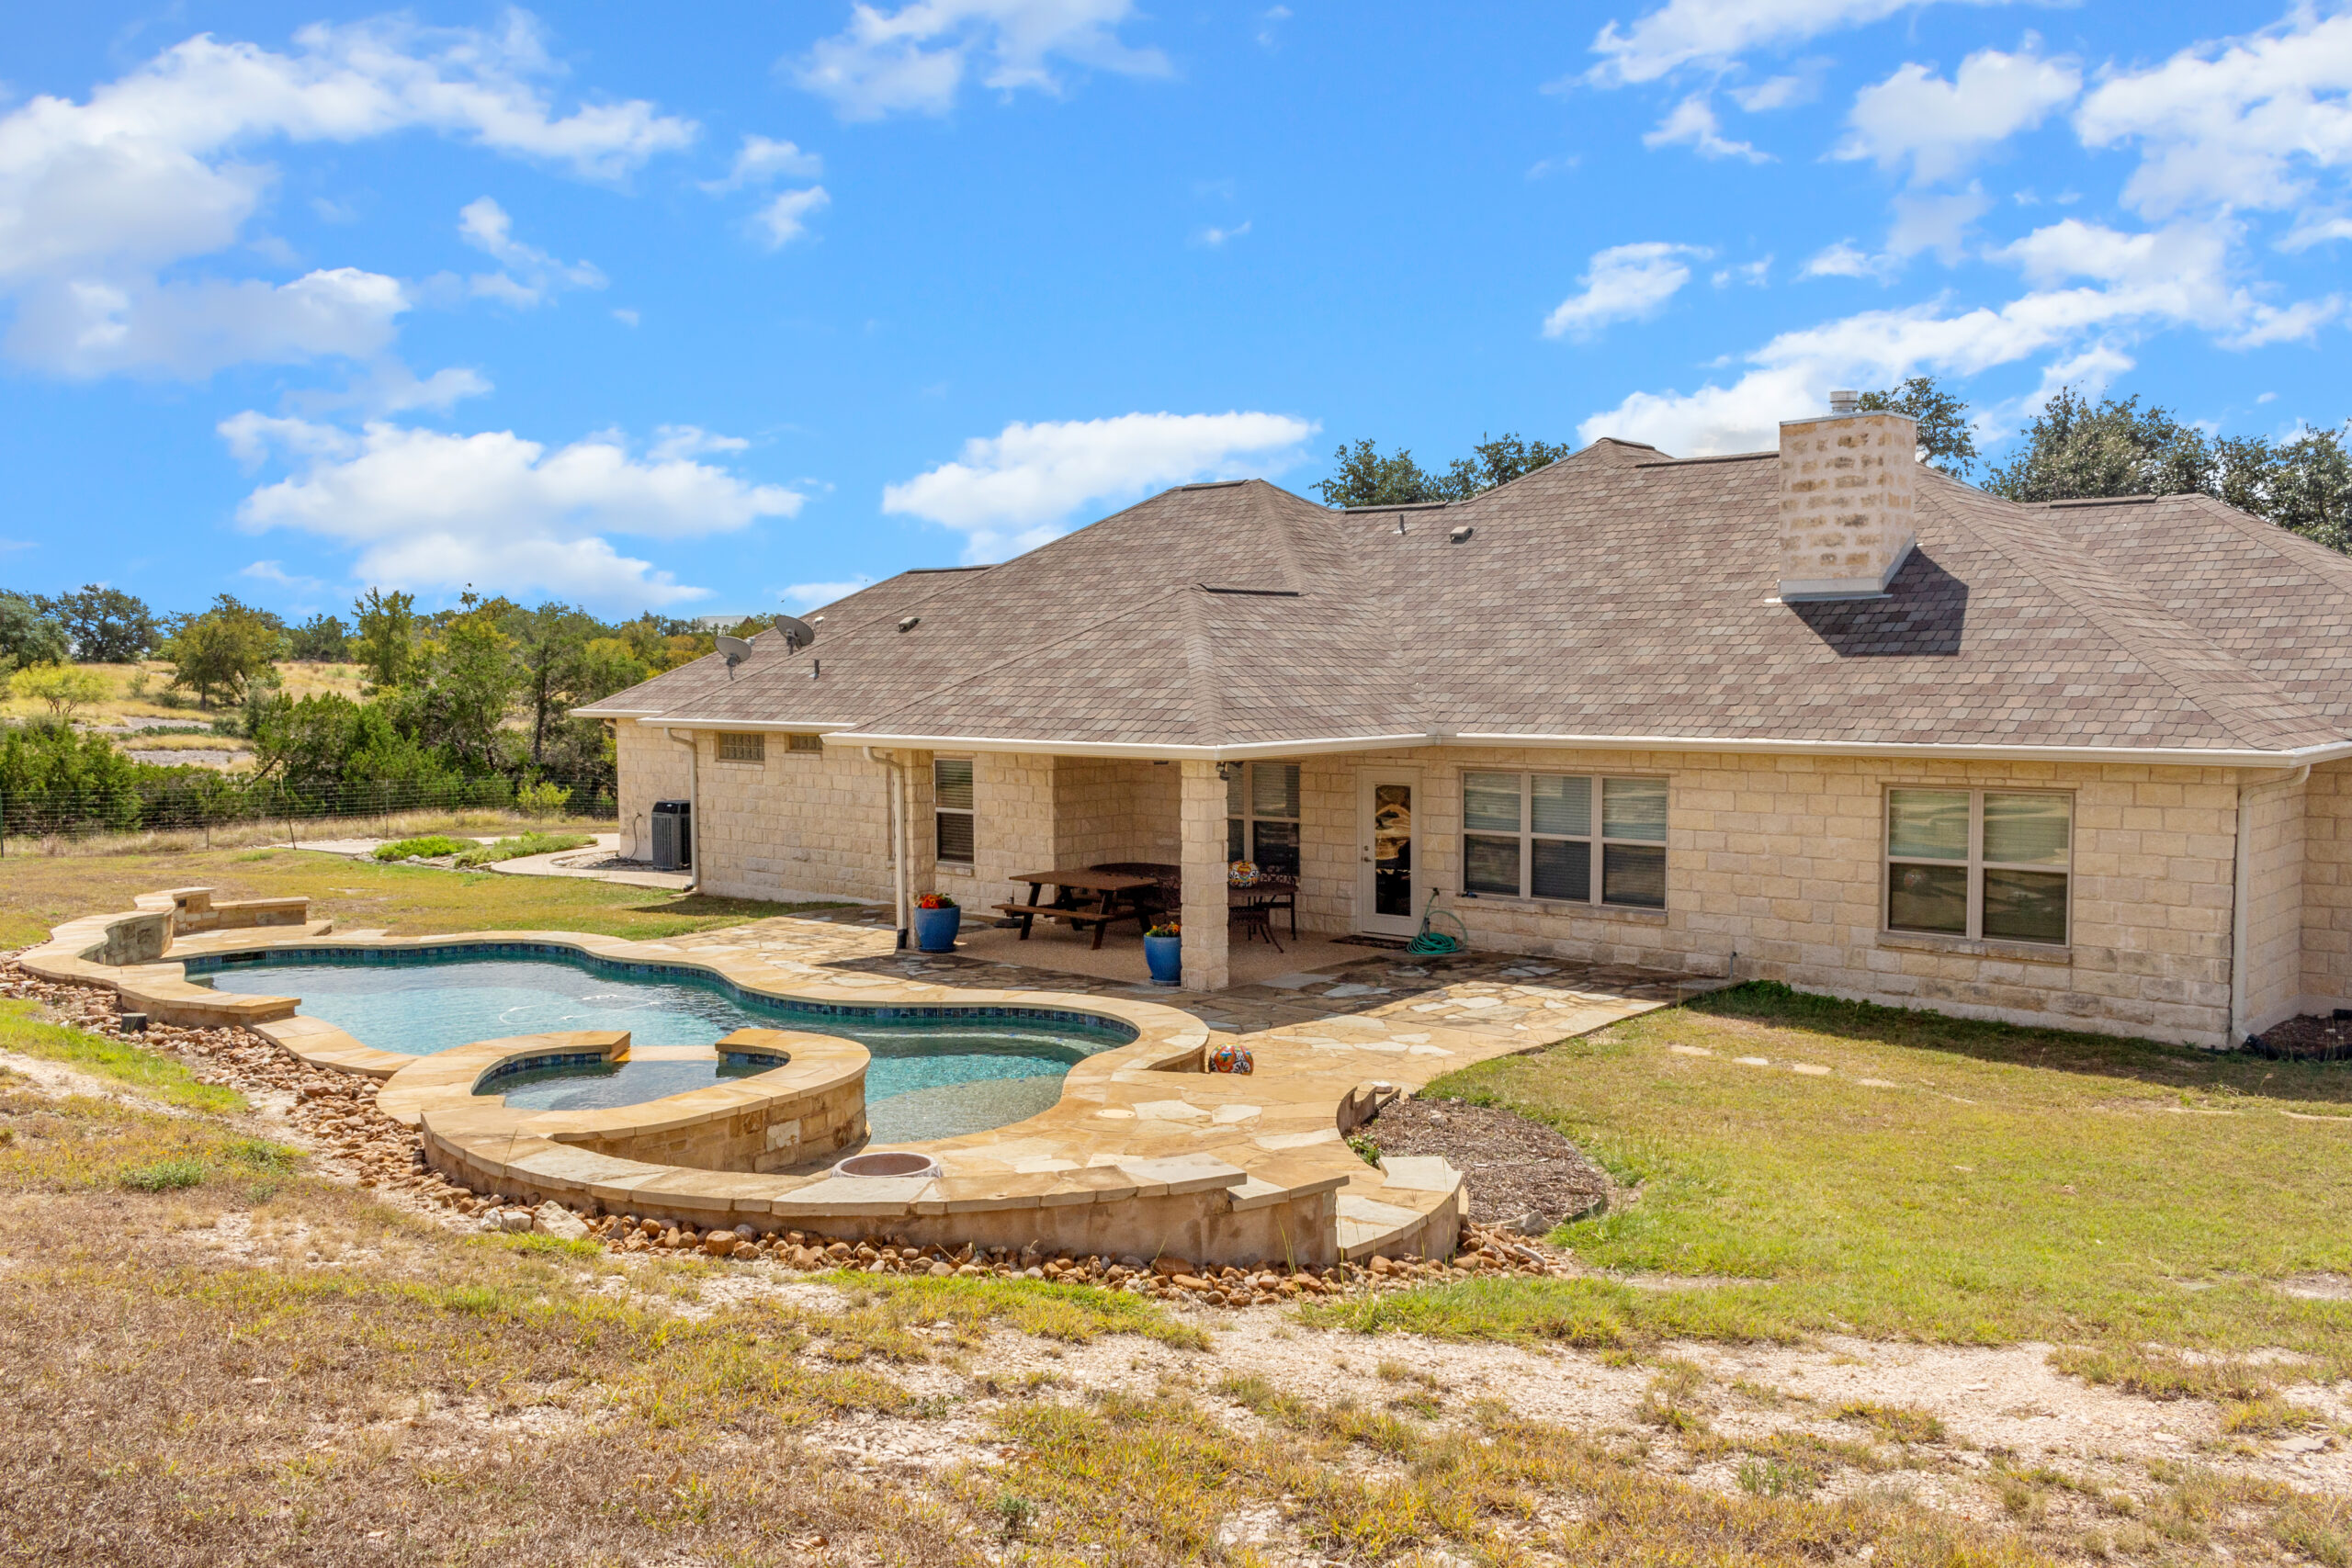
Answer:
716, 732, 763, 763
934, 758, 975, 865
1885, 788, 2071, 944
1461, 773, 1668, 908
1226, 762, 1300, 874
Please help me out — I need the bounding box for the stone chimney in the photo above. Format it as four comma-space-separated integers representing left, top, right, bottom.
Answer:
1777, 392, 1918, 601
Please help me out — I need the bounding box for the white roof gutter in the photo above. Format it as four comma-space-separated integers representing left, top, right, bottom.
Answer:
808, 727, 2352, 769
821, 730, 1435, 761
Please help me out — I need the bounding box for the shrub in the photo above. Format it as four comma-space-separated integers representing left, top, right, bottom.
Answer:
119, 1156, 208, 1191
9, 663, 110, 722
515, 780, 572, 818
449, 832, 592, 868
373, 834, 474, 862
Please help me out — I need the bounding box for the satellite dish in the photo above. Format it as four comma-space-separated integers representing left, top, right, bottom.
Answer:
716, 634, 754, 672
773, 613, 817, 653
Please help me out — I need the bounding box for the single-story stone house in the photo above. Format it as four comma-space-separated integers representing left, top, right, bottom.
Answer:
577, 400, 2352, 1049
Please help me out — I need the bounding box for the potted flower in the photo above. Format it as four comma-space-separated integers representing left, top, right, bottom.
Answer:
1144, 919, 1182, 987
913, 891, 961, 953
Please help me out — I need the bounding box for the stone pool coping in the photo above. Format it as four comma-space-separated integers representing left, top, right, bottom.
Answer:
20, 892, 1688, 1264
376, 1027, 876, 1175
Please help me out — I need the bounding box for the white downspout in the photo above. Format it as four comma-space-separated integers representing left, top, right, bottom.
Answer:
662, 728, 701, 895
865, 747, 911, 950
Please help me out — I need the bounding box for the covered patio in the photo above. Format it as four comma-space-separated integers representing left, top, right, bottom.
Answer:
882, 752, 1340, 993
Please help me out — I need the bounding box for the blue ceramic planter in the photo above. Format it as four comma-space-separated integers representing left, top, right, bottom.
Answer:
913, 904, 962, 953
1144, 933, 1182, 986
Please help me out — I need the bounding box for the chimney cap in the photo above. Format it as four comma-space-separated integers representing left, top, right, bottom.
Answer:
1828, 389, 1860, 415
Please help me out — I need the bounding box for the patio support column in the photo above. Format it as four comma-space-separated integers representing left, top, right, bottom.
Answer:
903, 750, 938, 905
1180, 761, 1230, 991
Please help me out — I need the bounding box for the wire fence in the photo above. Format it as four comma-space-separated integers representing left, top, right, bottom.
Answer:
0, 772, 618, 852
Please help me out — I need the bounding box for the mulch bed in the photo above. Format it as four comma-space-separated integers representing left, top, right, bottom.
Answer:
1361, 1095, 1611, 1232
2243, 1013, 2352, 1062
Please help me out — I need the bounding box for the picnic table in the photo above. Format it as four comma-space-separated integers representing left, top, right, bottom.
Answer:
995, 867, 1160, 950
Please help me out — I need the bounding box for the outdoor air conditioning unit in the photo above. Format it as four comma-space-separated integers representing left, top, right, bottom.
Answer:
650, 799, 693, 872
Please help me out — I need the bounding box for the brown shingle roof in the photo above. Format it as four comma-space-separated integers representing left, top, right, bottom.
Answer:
575, 447, 2352, 760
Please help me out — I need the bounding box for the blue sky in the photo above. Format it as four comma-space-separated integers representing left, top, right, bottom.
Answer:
4, 1, 2346, 621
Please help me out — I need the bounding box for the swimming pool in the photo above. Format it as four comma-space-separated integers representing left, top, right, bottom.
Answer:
192, 946, 1135, 1143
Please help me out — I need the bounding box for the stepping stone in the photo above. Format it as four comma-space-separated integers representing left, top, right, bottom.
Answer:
1792, 1063, 1831, 1077
1260, 974, 1328, 990
1132, 1100, 1209, 1121
1734, 1055, 1770, 1066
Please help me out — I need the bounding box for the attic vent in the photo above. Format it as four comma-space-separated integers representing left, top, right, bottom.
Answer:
1447, 525, 1474, 543
1198, 585, 1303, 596
897, 615, 921, 632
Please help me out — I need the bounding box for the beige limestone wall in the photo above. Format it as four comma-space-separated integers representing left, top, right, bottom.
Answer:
2301, 761, 2352, 1016
2238, 770, 2309, 1036
623, 722, 896, 904
1051, 759, 1181, 868
955, 750, 1054, 914
614, 721, 693, 863
1296, 758, 1359, 935
1296, 746, 2246, 1047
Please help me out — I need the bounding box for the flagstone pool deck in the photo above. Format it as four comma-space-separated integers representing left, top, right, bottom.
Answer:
24, 893, 1724, 1265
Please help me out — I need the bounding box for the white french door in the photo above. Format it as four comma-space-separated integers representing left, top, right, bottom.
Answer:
1356, 768, 1422, 937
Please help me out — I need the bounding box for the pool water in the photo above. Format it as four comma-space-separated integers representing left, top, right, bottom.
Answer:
198, 951, 1133, 1142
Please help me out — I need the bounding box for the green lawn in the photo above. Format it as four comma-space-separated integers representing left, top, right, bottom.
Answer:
0, 844, 857, 950
1321, 984, 2352, 1372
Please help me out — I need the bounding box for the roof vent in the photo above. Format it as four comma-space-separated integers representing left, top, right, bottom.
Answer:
1828, 389, 1860, 416
897, 615, 921, 633
1447, 525, 1473, 543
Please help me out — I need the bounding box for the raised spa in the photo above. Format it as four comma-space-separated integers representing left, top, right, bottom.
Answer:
192, 947, 1136, 1142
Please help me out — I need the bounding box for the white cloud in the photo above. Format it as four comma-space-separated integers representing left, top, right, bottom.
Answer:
1729, 73, 1811, 111
1839, 44, 2079, 183
782, 579, 873, 610
457, 196, 605, 307
219, 415, 802, 609
0, 16, 692, 378
2281, 213, 2352, 250
1713, 256, 1772, 287
700, 134, 822, 192
1198, 220, 1251, 245
1643, 96, 1770, 162
1544, 242, 1709, 338
281, 359, 492, 419
1801, 239, 1896, 280
752, 186, 831, 249
2076, 9, 2352, 218
1887, 186, 1992, 261
9, 266, 409, 378
1256, 6, 1293, 49
1587, 0, 2023, 86
240, 559, 326, 592
1579, 221, 2338, 455
882, 411, 1317, 561
650, 425, 752, 461
796, 0, 1170, 120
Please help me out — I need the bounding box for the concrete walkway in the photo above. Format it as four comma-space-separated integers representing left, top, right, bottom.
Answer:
290, 831, 692, 892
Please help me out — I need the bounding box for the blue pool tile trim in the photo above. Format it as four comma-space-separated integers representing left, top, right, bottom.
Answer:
184, 943, 1141, 1045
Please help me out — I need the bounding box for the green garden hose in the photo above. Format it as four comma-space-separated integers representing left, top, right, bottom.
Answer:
1408, 889, 1468, 955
